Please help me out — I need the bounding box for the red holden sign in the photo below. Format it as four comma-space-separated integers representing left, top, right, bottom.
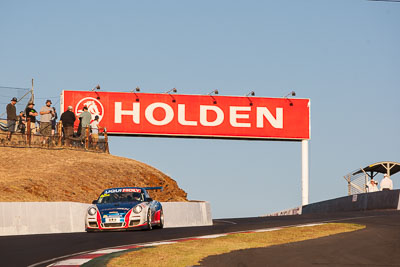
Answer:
61, 90, 310, 140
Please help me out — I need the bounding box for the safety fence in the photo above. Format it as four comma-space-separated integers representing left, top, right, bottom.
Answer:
0, 119, 109, 153
343, 169, 367, 195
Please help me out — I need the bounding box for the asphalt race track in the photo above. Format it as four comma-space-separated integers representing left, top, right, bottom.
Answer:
200, 210, 400, 267
0, 210, 398, 267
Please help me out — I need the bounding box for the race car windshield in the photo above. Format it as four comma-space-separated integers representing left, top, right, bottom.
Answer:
97, 192, 144, 204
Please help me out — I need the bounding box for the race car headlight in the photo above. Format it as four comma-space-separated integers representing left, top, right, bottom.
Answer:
88, 207, 97, 216
133, 205, 142, 214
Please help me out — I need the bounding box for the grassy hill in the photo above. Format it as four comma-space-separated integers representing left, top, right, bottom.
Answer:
0, 147, 187, 202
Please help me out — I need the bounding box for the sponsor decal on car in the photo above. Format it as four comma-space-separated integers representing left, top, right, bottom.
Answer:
104, 188, 141, 194
104, 189, 123, 193
122, 188, 141, 193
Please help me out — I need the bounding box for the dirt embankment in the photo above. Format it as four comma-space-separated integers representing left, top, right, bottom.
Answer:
0, 147, 187, 202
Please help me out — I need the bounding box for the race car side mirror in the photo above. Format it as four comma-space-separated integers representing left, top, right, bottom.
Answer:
92, 200, 97, 204
147, 198, 153, 202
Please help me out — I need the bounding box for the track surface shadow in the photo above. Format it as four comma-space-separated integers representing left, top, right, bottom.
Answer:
199, 211, 400, 267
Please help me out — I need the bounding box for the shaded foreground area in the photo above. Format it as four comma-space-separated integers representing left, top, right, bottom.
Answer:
0, 147, 187, 202
107, 223, 364, 267
200, 211, 400, 266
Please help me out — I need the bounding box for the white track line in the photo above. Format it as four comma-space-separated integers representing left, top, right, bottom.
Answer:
88, 248, 127, 254
140, 241, 178, 247
213, 219, 238, 225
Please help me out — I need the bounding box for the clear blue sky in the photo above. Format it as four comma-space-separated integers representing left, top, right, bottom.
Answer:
1, 1, 399, 218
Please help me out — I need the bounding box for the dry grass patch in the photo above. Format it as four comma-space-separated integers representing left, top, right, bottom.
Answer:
107, 223, 364, 267
0, 146, 187, 202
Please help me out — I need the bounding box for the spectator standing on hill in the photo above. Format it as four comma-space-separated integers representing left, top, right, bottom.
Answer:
25, 102, 38, 134
60, 106, 76, 147
6, 97, 18, 141
90, 115, 102, 147
51, 107, 58, 135
79, 106, 91, 139
17, 111, 26, 134
39, 100, 54, 145
380, 174, 393, 191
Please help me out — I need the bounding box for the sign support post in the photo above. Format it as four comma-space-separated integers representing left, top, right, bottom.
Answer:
302, 139, 309, 206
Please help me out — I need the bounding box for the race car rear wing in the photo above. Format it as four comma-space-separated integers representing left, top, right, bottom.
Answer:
144, 186, 163, 192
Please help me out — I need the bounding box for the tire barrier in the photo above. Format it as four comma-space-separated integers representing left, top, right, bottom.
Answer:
0, 201, 212, 236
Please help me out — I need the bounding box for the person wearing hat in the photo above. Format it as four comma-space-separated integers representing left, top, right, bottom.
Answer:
60, 105, 76, 147
380, 174, 393, 191
39, 99, 54, 145
25, 102, 38, 134
366, 178, 379, 193
6, 97, 18, 140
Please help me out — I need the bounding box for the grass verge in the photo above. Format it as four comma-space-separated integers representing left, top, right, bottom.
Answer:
107, 223, 365, 267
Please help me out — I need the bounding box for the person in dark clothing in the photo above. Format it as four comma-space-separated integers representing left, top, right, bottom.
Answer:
60, 105, 76, 146
17, 111, 26, 134
77, 117, 82, 137
51, 107, 58, 135
25, 102, 38, 134
6, 97, 18, 140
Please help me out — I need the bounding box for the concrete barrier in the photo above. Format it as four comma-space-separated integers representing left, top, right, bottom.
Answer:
302, 190, 400, 215
162, 201, 212, 228
0, 201, 212, 236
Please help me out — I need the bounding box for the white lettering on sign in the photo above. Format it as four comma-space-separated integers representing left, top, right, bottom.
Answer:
114, 102, 284, 129
178, 104, 198, 126
115, 102, 140, 124
256, 107, 283, 129
145, 102, 174, 126
230, 106, 251, 128
199, 105, 224, 126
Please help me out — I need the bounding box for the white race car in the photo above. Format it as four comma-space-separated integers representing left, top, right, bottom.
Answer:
85, 187, 164, 232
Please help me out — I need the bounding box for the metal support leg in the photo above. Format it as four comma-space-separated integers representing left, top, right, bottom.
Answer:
302, 139, 309, 206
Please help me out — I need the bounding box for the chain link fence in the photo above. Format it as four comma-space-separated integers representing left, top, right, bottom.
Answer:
0, 86, 32, 119
1, 85, 109, 153
344, 169, 368, 195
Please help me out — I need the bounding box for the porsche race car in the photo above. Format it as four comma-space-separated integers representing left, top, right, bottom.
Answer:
85, 186, 164, 232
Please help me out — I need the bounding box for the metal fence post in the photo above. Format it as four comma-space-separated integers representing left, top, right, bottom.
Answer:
104, 130, 109, 154
58, 122, 62, 146
85, 127, 89, 150
27, 118, 31, 146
